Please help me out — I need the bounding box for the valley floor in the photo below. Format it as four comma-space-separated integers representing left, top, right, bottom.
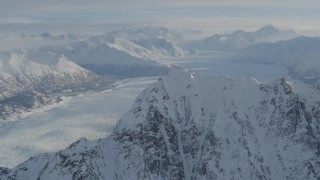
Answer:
0, 76, 157, 168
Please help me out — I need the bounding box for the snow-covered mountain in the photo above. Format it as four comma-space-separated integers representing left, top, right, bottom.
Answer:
184, 25, 298, 52
27, 26, 190, 63
0, 51, 111, 121
237, 36, 320, 84
0, 52, 91, 99
0, 27, 191, 77
99, 26, 190, 60
29, 39, 170, 78
0, 27, 183, 122
2, 68, 319, 179
13, 28, 181, 78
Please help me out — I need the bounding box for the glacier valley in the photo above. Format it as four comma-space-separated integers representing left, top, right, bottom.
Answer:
0, 25, 319, 179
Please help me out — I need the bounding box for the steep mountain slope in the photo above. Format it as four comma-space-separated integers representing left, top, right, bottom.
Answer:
0, 51, 111, 121
2, 68, 320, 179
25, 34, 171, 78
185, 25, 297, 52
64, 38, 171, 77
100, 26, 190, 60
237, 36, 320, 84
31, 26, 189, 64
1, 27, 188, 78
0, 52, 92, 98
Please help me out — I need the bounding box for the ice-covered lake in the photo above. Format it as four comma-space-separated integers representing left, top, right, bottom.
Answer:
0, 53, 290, 168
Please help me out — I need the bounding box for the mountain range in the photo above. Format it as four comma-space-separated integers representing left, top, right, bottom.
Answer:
0, 26, 193, 122
237, 36, 320, 84
1, 25, 320, 179
2, 68, 319, 179
184, 25, 298, 52
14, 26, 192, 78
103, 26, 190, 60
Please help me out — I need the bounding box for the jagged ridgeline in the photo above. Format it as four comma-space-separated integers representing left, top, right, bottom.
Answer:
1, 68, 320, 179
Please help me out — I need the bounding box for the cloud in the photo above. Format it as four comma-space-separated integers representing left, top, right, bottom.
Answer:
152, 15, 320, 37
0, 0, 319, 36
0, 34, 70, 51
0, 17, 42, 24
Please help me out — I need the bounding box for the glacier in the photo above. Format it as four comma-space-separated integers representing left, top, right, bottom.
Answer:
0, 76, 157, 168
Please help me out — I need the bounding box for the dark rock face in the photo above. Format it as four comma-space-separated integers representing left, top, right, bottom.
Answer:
2, 69, 320, 180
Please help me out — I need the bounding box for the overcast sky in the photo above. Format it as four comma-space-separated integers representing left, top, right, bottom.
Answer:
1, 0, 320, 36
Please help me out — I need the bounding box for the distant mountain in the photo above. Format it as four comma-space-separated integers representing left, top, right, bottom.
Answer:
0, 29, 173, 122
106, 26, 185, 44
184, 25, 298, 52
29, 39, 171, 78
237, 36, 320, 84
0, 51, 111, 122
99, 26, 191, 60
29, 26, 190, 63
10, 27, 191, 78
0, 27, 188, 120
0, 27, 190, 77
3, 68, 319, 179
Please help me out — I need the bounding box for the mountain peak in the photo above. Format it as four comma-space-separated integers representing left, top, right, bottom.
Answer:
55, 55, 89, 73
256, 24, 279, 34
2, 68, 320, 179
190, 24, 297, 52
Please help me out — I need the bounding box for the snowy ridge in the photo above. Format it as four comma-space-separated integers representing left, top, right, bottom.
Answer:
39, 26, 189, 65
107, 37, 188, 61
101, 26, 190, 60
0, 52, 94, 99
2, 68, 320, 179
0, 51, 112, 121
0, 53, 90, 80
55, 55, 90, 73
61, 39, 153, 65
61, 40, 171, 77
184, 25, 297, 52
23, 34, 171, 77
0, 27, 189, 78
237, 36, 320, 84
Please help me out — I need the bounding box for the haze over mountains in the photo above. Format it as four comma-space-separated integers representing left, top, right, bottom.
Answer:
237, 36, 320, 84
184, 25, 298, 52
